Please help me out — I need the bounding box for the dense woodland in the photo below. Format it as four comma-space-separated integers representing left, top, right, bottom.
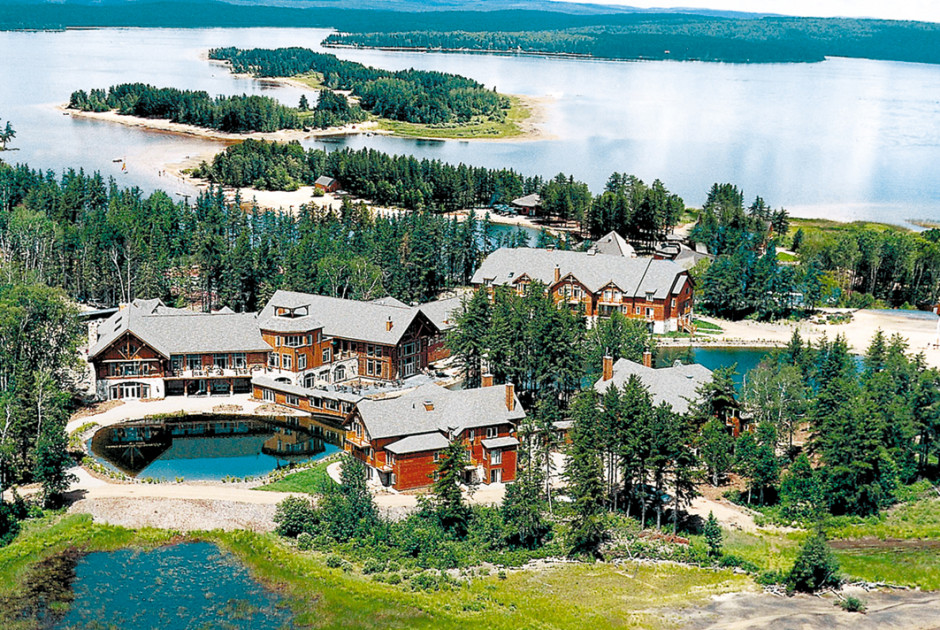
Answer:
68, 83, 301, 133
327, 18, 940, 65
209, 47, 510, 125
5, 3, 940, 66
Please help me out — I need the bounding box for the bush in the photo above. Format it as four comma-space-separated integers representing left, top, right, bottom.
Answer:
787, 532, 841, 593
325, 554, 344, 568
273, 496, 320, 538
718, 553, 759, 573
296, 532, 313, 551
386, 573, 402, 585
756, 569, 787, 586
837, 596, 867, 613
362, 558, 386, 574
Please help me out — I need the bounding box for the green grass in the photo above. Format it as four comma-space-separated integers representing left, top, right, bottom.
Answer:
293, 72, 325, 90
835, 546, 940, 589
1, 514, 753, 629
826, 497, 940, 541
776, 251, 798, 262
255, 460, 338, 494
375, 96, 531, 140
692, 318, 723, 333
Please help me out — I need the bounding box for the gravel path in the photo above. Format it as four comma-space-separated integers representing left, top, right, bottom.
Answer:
68, 496, 281, 532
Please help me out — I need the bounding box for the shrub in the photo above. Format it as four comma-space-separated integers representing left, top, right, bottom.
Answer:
273, 496, 320, 538
386, 573, 402, 585
362, 558, 386, 574
497, 570, 507, 580
325, 554, 344, 568
296, 532, 313, 551
837, 596, 867, 613
718, 553, 759, 573
756, 569, 787, 586
704, 511, 723, 558
787, 532, 841, 593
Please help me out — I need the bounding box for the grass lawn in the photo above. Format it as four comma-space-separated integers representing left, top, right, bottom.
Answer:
375, 95, 531, 140
255, 459, 338, 494
1, 514, 752, 630
776, 251, 798, 262
692, 318, 723, 334
835, 546, 940, 589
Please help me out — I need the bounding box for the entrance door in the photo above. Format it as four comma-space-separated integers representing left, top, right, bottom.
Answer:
110, 382, 151, 400
402, 355, 417, 378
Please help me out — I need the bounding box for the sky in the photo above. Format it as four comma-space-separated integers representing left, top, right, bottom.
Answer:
568, 1, 940, 22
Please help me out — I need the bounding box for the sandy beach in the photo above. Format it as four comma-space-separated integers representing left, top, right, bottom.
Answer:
685, 308, 940, 368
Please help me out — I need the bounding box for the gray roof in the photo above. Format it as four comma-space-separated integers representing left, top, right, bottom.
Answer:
511, 193, 540, 208
471, 247, 687, 298
481, 436, 519, 450
371, 296, 409, 308
353, 382, 525, 441
674, 245, 714, 270
315, 175, 337, 187
258, 290, 437, 345
385, 432, 450, 455
89, 299, 270, 359
588, 231, 636, 258
593, 358, 712, 415
419, 296, 463, 331
251, 375, 363, 404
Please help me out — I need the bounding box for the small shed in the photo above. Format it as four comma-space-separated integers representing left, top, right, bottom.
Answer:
314, 176, 339, 193
510, 193, 541, 216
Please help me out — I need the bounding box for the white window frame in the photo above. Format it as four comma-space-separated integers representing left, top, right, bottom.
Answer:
269, 353, 280, 368
298, 354, 307, 370
282, 354, 292, 370
486, 426, 498, 439
262, 389, 275, 402
286, 394, 299, 406
490, 449, 502, 464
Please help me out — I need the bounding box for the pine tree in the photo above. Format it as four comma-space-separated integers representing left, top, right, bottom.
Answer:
780, 453, 822, 521
33, 422, 76, 508
446, 288, 491, 388
704, 511, 723, 558
502, 430, 549, 549
787, 531, 840, 593
431, 439, 471, 538
565, 391, 607, 557
299, 94, 310, 111
699, 418, 734, 486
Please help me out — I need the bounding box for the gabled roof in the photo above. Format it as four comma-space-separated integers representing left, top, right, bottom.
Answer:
251, 375, 363, 404
315, 175, 337, 187
353, 382, 525, 441
259, 290, 438, 345
593, 358, 712, 415
511, 193, 541, 208
588, 231, 636, 258
471, 247, 687, 299
89, 299, 270, 360
385, 432, 450, 455
419, 296, 463, 331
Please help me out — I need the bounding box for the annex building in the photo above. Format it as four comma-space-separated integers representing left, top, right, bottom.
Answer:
471, 237, 694, 334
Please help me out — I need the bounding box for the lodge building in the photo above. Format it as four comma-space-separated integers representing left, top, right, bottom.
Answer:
470, 240, 694, 334
344, 382, 525, 490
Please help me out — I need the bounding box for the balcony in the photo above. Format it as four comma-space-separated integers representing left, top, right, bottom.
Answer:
345, 431, 369, 448
166, 366, 254, 379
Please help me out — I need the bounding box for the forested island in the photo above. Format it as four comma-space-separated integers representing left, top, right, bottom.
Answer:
210, 47, 526, 138
68, 84, 303, 133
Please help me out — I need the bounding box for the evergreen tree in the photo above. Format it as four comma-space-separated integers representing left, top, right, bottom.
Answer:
446, 288, 491, 388
299, 94, 310, 111
565, 391, 607, 557
699, 418, 734, 486
787, 531, 840, 593
431, 439, 472, 538
501, 430, 549, 549
704, 511, 723, 558
33, 421, 76, 507
780, 453, 823, 521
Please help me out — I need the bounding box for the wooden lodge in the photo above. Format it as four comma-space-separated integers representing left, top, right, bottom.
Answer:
314, 176, 340, 193
471, 240, 694, 334
344, 382, 525, 491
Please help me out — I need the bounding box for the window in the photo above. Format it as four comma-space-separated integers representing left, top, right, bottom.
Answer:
467, 430, 475, 442
186, 354, 202, 370
285, 335, 304, 348
322, 348, 331, 363
232, 353, 246, 369
269, 353, 280, 368
402, 341, 418, 356
262, 389, 275, 402
282, 354, 292, 370
490, 449, 502, 464
671, 298, 676, 308
433, 451, 442, 462
486, 426, 498, 439
171, 355, 184, 372
635, 306, 641, 315
366, 345, 383, 358
645, 307, 654, 319
298, 354, 307, 370
213, 354, 228, 369
387, 452, 395, 466
354, 422, 362, 437
334, 365, 346, 382
306, 334, 313, 345
286, 394, 299, 406
490, 469, 501, 484
366, 359, 382, 377
304, 373, 317, 388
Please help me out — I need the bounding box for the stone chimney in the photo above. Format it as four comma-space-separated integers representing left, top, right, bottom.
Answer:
385, 316, 393, 331
482, 373, 494, 388
423, 400, 434, 411
505, 382, 515, 411
553, 264, 560, 283
602, 355, 613, 381
642, 350, 653, 368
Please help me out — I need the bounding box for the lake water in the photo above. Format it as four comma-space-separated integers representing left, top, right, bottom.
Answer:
54, 542, 295, 630
89, 415, 340, 480
657, 346, 772, 387
2, 27, 940, 225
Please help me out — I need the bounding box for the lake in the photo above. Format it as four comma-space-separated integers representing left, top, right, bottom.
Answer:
54, 542, 295, 630
2, 27, 940, 225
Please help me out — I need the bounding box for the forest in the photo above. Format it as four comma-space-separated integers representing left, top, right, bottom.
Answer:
209, 47, 510, 125
326, 18, 940, 65
68, 83, 302, 133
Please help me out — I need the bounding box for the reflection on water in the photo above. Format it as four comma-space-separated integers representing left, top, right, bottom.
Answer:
90, 414, 340, 480
657, 346, 772, 388
55, 542, 295, 630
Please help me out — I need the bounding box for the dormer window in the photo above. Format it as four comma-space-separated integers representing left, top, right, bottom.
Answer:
275, 305, 309, 319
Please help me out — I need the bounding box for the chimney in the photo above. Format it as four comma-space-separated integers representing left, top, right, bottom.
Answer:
602, 355, 613, 381
505, 382, 515, 411
482, 373, 494, 388
423, 400, 434, 411
642, 350, 653, 368
553, 264, 560, 283
385, 316, 393, 331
